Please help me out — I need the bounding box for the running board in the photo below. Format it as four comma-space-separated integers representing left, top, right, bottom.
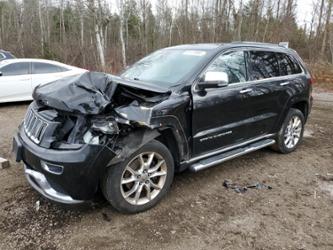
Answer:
189, 139, 275, 172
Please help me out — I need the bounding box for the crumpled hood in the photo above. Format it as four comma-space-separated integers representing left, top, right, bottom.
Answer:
33, 71, 170, 115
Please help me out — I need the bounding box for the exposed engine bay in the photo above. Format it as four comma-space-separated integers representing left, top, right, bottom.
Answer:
25, 72, 178, 161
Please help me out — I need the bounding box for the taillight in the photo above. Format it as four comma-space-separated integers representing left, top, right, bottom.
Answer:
309, 73, 315, 85
309, 75, 314, 96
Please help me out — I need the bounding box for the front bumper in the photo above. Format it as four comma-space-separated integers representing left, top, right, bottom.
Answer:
13, 125, 116, 203
24, 165, 83, 204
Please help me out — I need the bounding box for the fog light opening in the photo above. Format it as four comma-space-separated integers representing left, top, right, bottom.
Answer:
41, 161, 64, 175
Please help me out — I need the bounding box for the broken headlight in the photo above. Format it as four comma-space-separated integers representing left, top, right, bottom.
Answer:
91, 119, 119, 135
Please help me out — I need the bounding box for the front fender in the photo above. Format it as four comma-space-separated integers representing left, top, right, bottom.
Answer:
108, 128, 160, 165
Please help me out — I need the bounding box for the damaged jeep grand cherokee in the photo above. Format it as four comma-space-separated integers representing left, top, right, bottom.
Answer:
13, 42, 313, 213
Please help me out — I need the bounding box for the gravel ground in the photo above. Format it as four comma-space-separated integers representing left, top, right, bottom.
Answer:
0, 88, 332, 250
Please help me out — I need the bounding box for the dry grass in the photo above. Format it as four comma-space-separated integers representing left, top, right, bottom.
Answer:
307, 63, 333, 91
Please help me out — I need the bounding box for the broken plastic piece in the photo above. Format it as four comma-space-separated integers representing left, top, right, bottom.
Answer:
247, 182, 272, 190
223, 179, 272, 193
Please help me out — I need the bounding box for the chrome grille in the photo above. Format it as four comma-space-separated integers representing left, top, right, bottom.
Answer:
24, 108, 48, 144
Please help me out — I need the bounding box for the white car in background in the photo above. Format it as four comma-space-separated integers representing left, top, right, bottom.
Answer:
0, 59, 87, 103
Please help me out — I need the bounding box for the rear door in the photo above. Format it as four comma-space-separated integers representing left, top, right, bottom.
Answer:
245, 50, 304, 135
0, 62, 32, 102
31, 62, 70, 90
243, 50, 282, 137
274, 52, 305, 126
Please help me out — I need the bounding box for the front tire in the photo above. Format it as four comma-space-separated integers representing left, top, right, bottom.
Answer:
102, 140, 174, 213
272, 108, 305, 154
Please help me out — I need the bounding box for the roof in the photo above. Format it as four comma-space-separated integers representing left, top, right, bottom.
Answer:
165, 42, 290, 52
228, 41, 290, 49
0, 58, 76, 69
166, 43, 223, 51
1, 58, 60, 63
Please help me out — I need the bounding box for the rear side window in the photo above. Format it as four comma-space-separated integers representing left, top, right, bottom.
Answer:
32, 62, 68, 74
277, 53, 302, 75
206, 51, 247, 84
0, 53, 5, 60
248, 51, 280, 80
0, 62, 30, 76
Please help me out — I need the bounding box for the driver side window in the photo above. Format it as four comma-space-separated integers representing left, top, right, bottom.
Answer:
206, 51, 247, 84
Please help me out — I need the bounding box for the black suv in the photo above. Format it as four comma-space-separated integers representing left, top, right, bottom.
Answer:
13, 42, 313, 213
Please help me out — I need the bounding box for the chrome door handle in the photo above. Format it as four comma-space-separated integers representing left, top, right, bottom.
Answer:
280, 81, 290, 86
239, 88, 253, 94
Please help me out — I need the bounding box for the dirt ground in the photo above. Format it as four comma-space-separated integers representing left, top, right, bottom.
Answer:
0, 88, 332, 250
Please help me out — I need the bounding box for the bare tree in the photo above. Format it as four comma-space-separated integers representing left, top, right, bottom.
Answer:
38, 0, 45, 56
169, 8, 174, 46
0, 0, 331, 71
87, 0, 110, 69
321, 0, 333, 60
118, 0, 127, 67
235, 0, 243, 41
17, 2, 24, 56
59, 0, 66, 44
317, 0, 325, 36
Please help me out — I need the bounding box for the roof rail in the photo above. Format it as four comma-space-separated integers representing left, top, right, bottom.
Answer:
278, 42, 289, 48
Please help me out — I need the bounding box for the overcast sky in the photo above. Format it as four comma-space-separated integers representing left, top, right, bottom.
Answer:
296, 0, 314, 26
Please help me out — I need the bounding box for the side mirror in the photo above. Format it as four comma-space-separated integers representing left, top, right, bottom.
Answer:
198, 71, 229, 89
0, 71, 2, 76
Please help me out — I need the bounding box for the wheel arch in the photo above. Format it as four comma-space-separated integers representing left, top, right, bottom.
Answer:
155, 128, 182, 172
275, 97, 309, 133
291, 101, 309, 121
107, 126, 185, 168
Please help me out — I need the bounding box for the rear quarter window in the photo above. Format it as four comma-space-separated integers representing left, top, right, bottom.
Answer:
277, 53, 302, 76
248, 51, 280, 80
32, 62, 69, 74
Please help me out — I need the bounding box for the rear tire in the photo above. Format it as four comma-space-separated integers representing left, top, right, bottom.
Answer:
102, 140, 174, 213
272, 108, 305, 154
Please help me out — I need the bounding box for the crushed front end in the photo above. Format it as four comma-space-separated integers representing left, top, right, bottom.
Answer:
13, 101, 117, 203
13, 72, 173, 204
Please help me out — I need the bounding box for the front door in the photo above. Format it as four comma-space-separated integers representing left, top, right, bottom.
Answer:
192, 50, 259, 156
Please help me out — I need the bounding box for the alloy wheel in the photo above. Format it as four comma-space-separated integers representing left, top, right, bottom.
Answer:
120, 152, 167, 205
284, 115, 302, 149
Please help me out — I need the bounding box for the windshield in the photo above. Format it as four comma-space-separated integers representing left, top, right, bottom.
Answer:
121, 49, 208, 87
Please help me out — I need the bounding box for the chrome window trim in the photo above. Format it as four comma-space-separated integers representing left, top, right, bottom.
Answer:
192, 48, 306, 93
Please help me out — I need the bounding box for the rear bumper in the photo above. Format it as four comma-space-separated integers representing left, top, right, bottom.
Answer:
13, 125, 116, 202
